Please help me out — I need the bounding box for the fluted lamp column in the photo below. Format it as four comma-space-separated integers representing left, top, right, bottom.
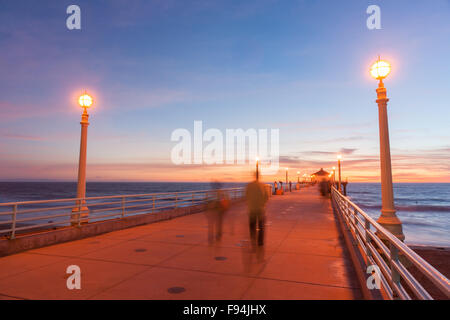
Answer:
71, 93, 93, 226
255, 157, 259, 181
285, 168, 288, 191
337, 155, 342, 192
370, 58, 405, 241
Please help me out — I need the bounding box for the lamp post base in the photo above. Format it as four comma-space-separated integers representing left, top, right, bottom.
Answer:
376, 212, 405, 241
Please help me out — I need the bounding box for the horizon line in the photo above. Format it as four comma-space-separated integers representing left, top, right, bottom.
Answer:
1, 180, 450, 184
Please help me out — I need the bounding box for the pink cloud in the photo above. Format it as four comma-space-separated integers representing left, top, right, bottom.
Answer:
2, 134, 44, 141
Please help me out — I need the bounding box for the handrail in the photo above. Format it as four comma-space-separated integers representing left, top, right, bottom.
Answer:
0, 187, 242, 207
331, 186, 450, 300
0, 187, 245, 239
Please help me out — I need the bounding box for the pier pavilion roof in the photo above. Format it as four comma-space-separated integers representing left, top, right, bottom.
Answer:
313, 168, 330, 176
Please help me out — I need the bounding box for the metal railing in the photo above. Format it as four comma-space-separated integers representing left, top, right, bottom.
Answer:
0, 187, 245, 239
331, 187, 450, 300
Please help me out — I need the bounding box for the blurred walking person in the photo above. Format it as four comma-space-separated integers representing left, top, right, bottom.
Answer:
207, 181, 230, 244
246, 175, 269, 249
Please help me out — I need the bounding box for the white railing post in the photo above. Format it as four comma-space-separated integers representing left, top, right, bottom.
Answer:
346, 201, 351, 220
10, 204, 17, 240
353, 208, 359, 243
390, 243, 401, 299
365, 217, 372, 259
121, 196, 125, 218
152, 195, 155, 213
77, 199, 82, 227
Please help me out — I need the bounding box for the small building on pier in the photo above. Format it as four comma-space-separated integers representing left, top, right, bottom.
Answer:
312, 168, 330, 183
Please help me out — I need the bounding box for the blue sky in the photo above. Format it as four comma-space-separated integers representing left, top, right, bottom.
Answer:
1, 0, 449, 181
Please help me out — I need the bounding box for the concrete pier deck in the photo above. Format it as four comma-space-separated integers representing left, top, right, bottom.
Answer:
0, 187, 362, 300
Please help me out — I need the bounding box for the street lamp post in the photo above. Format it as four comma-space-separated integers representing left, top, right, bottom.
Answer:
370, 58, 405, 240
71, 93, 93, 225
332, 166, 336, 185
297, 171, 300, 183
337, 155, 342, 192
285, 168, 288, 191
255, 157, 259, 181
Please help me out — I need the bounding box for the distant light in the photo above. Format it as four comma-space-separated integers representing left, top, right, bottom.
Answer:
297, 171, 300, 174
333, 166, 336, 170
337, 155, 342, 160
370, 59, 391, 80
255, 157, 259, 162
78, 94, 93, 108
286, 167, 289, 171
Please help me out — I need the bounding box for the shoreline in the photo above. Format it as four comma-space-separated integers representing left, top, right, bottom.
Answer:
410, 244, 450, 250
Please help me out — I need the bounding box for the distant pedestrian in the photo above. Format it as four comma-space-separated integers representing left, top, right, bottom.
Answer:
245, 177, 269, 248
274, 181, 278, 194
206, 182, 230, 244
289, 181, 292, 192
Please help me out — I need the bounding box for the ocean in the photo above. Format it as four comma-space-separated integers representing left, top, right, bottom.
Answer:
0, 182, 246, 203
347, 183, 450, 248
0, 182, 448, 247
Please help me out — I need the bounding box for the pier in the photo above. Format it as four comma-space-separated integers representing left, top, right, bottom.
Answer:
0, 187, 361, 299
2, 0, 450, 309
0, 185, 448, 300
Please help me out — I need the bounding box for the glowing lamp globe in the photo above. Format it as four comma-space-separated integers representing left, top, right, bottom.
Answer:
78, 94, 93, 108
370, 60, 391, 80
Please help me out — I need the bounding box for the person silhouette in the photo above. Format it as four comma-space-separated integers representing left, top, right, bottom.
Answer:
245, 175, 269, 248
206, 181, 229, 244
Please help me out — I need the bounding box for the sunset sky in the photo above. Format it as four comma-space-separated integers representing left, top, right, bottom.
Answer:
1, 0, 449, 182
